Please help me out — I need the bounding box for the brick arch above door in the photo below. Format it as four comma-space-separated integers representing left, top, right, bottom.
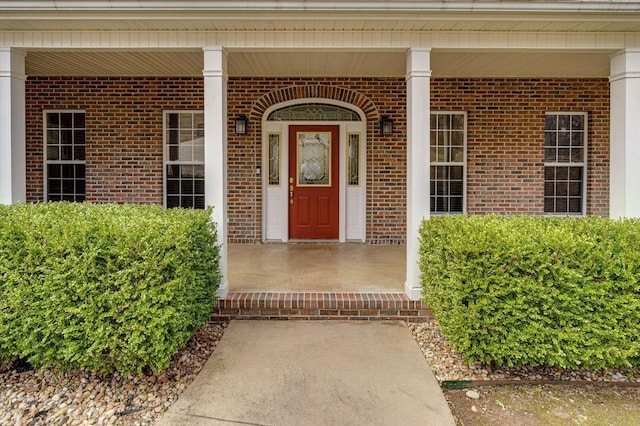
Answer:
250, 85, 380, 122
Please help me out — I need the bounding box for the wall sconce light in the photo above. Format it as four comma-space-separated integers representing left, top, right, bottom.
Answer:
380, 116, 393, 136
235, 115, 248, 135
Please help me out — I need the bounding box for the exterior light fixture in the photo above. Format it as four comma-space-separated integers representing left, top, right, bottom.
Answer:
235, 115, 248, 135
380, 116, 393, 136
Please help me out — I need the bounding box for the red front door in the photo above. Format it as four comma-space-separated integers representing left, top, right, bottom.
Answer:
288, 125, 339, 239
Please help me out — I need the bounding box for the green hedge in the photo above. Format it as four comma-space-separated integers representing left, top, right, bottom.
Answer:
0, 203, 220, 375
419, 215, 640, 370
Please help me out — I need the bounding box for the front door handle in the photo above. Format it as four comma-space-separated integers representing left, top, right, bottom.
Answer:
289, 184, 294, 204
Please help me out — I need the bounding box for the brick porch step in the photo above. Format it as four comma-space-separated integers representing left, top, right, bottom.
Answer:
210, 292, 433, 321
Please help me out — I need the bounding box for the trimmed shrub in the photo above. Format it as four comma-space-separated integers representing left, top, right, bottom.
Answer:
0, 203, 220, 375
419, 215, 640, 370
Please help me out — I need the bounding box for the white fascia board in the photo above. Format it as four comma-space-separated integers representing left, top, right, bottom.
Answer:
2, 1, 640, 13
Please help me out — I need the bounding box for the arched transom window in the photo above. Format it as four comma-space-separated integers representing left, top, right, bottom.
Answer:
267, 103, 361, 121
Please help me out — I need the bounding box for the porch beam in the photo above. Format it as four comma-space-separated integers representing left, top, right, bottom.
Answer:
203, 46, 229, 298
0, 47, 26, 205
609, 49, 640, 218
405, 48, 431, 301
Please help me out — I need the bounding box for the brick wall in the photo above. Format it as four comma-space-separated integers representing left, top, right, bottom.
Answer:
431, 78, 610, 217
26, 77, 204, 204
25, 76, 610, 244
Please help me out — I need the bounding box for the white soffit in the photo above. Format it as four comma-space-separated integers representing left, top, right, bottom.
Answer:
24, 49, 611, 78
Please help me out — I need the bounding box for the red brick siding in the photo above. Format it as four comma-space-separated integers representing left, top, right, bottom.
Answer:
25, 77, 204, 204
430, 78, 609, 217
25, 76, 610, 244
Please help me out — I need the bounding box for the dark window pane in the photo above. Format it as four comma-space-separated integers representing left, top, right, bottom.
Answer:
569, 198, 582, 213
48, 164, 61, 178
181, 180, 194, 195
61, 145, 73, 161
76, 195, 86, 202
430, 115, 437, 128
544, 167, 555, 180
570, 148, 583, 163
450, 181, 463, 196
47, 130, 59, 146
450, 197, 463, 212
436, 181, 446, 196
48, 179, 61, 193
62, 194, 75, 202
62, 180, 74, 193
569, 167, 582, 180
194, 196, 205, 209
451, 115, 464, 130
60, 113, 73, 128
450, 166, 463, 180
181, 196, 194, 208
194, 180, 205, 195
556, 167, 568, 180
558, 132, 570, 146
193, 166, 205, 178
558, 115, 570, 130
556, 182, 568, 196
47, 146, 59, 161
62, 164, 75, 178
76, 165, 85, 179
544, 182, 555, 196
74, 146, 85, 161
569, 182, 582, 196
544, 197, 555, 212
544, 132, 556, 147
544, 115, 557, 131
555, 198, 568, 213
168, 113, 179, 128
544, 148, 556, 163
430, 197, 436, 212
74, 130, 85, 145
76, 180, 85, 194
169, 146, 179, 161
167, 180, 180, 194
436, 197, 446, 212
571, 132, 584, 147
167, 196, 180, 208
61, 130, 73, 145
557, 148, 570, 162
74, 113, 85, 128
47, 113, 60, 128
572, 115, 584, 130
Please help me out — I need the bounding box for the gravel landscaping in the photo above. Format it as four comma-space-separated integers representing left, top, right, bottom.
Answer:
0, 323, 227, 426
409, 320, 640, 384
2, 319, 638, 426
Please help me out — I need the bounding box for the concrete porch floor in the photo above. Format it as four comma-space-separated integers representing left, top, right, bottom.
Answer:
228, 243, 405, 293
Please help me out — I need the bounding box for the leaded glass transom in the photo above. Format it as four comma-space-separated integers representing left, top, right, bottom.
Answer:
268, 103, 361, 122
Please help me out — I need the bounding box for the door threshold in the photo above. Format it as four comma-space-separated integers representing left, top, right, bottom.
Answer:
287, 239, 340, 243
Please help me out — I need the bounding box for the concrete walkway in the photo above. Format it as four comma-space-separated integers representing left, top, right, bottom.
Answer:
156, 321, 455, 426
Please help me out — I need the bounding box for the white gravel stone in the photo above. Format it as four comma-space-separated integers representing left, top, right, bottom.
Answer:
466, 390, 480, 400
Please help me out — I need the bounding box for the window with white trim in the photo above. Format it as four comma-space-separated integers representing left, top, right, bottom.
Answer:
544, 112, 587, 215
44, 111, 86, 202
164, 111, 205, 209
430, 112, 466, 214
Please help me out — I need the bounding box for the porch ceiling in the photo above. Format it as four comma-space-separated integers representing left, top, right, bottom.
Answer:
24, 49, 612, 78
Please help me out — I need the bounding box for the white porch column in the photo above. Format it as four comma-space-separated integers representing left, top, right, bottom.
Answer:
610, 49, 640, 219
203, 46, 229, 299
405, 48, 431, 301
0, 48, 26, 204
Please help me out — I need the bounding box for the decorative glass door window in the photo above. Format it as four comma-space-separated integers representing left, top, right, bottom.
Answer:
164, 111, 205, 208
297, 132, 331, 186
544, 112, 587, 215
430, 112, 466, 213
44, 111, 86, 202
